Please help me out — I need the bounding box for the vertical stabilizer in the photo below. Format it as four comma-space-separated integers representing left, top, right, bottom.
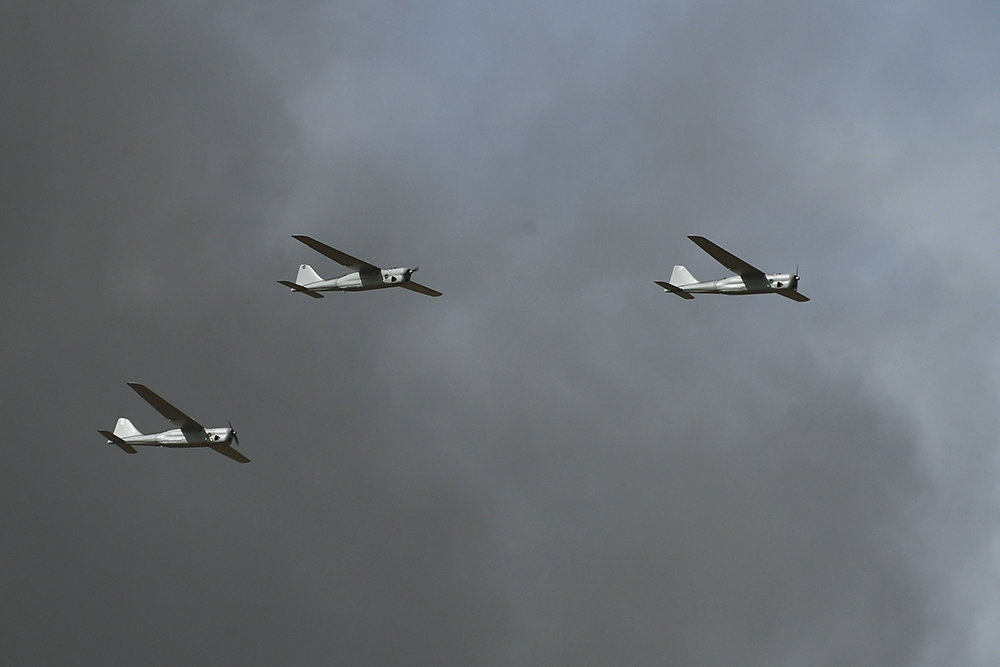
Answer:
296, 264, 323, 285
113, 417, 142, 438
669, 265, 698, 286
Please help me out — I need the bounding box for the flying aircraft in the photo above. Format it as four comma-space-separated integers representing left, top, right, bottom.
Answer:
278, 235, 442, 298
655, 235, 809, 302
98, 383, 249, 463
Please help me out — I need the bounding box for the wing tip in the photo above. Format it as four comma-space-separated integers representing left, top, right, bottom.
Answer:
126, 381, 147, 393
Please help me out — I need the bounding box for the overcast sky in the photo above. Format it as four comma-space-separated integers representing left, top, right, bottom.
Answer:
4, 2, 1000, 665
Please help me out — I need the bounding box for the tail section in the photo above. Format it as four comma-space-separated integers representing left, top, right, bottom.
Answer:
277, 280, 325, 298
655, 280, 695, 299
113, 417, 142, 438
296, 264, 323, 285
669, 265, 698, 286
99, 429, 137, 454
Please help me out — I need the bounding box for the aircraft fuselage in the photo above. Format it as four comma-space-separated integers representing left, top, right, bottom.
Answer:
682, 272, 799, 295
117, 426, 235, 448
307, 267, 416, 292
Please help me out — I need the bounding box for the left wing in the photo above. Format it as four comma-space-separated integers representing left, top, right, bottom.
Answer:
779, 290, 810, 302
127, 383, 204, 434
209, 443, 251, 463
291, 235, 379, 272
688, 236, 767, 285
401, 281, 442, 297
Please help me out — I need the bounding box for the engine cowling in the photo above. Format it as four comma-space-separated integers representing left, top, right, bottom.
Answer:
382, 267, 415, 284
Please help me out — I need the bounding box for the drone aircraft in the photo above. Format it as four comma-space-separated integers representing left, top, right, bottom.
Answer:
98, 383, 249, 463
278, 235, 442, 298
656, 235, 809, 302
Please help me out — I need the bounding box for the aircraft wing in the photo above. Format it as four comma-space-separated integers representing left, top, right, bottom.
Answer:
779, 290, 810, 302
209, 443, 250, 463
401, 281, 442, 297
292, 235, 379, 272
127, 383, 204, 434
688, 236, 767, 283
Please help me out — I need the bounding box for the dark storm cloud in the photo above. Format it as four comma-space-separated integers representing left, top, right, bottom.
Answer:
3, 2, 1000, 665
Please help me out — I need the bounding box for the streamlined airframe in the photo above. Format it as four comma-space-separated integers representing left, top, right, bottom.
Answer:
656, 235, 809, 302
98, 383, 249, 463
278, 235, 441, 298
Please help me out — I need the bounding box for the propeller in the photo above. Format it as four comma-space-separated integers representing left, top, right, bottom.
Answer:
228, 420, 239, 447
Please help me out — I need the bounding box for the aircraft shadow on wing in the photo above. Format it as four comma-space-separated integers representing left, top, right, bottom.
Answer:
655, 235, 809, 302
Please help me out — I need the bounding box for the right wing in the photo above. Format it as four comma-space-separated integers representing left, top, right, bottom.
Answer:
209, 444, 250, 463
688, 236, 767, 285
655, 280, 695, 299
277, 280, 325, 298
401, 281, 442, 297
127, 383, 204, 434
292, 235, 380, 272
98, 430, 137, 454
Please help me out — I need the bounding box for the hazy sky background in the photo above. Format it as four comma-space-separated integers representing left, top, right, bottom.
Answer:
4, 2, 1000, 665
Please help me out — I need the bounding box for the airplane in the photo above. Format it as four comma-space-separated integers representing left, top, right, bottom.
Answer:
278, 235, 442, 298
98, 383, 250, 463
655, 235, 809, 302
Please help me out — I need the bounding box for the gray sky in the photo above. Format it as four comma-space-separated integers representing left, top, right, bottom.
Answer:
3, 2, 1000, 664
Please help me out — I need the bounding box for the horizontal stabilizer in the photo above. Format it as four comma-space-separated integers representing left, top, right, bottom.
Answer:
277, 280, 324, 298
99, 430, 137, 454
655, 280, 695, 299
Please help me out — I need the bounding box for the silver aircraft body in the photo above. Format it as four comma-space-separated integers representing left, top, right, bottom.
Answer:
656, 235, 809, 302
278, 235, 441, 298
98, 383, 249, 463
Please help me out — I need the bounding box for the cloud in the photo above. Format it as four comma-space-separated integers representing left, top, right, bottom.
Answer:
3, 2, 999, 665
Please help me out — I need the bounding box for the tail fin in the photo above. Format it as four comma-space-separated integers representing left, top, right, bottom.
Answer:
669, 265, 698, 286
113, 417, 142, 438
296, 264, 322, 285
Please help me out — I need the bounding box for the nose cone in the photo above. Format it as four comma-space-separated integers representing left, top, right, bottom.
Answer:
770, 273, 796, 289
